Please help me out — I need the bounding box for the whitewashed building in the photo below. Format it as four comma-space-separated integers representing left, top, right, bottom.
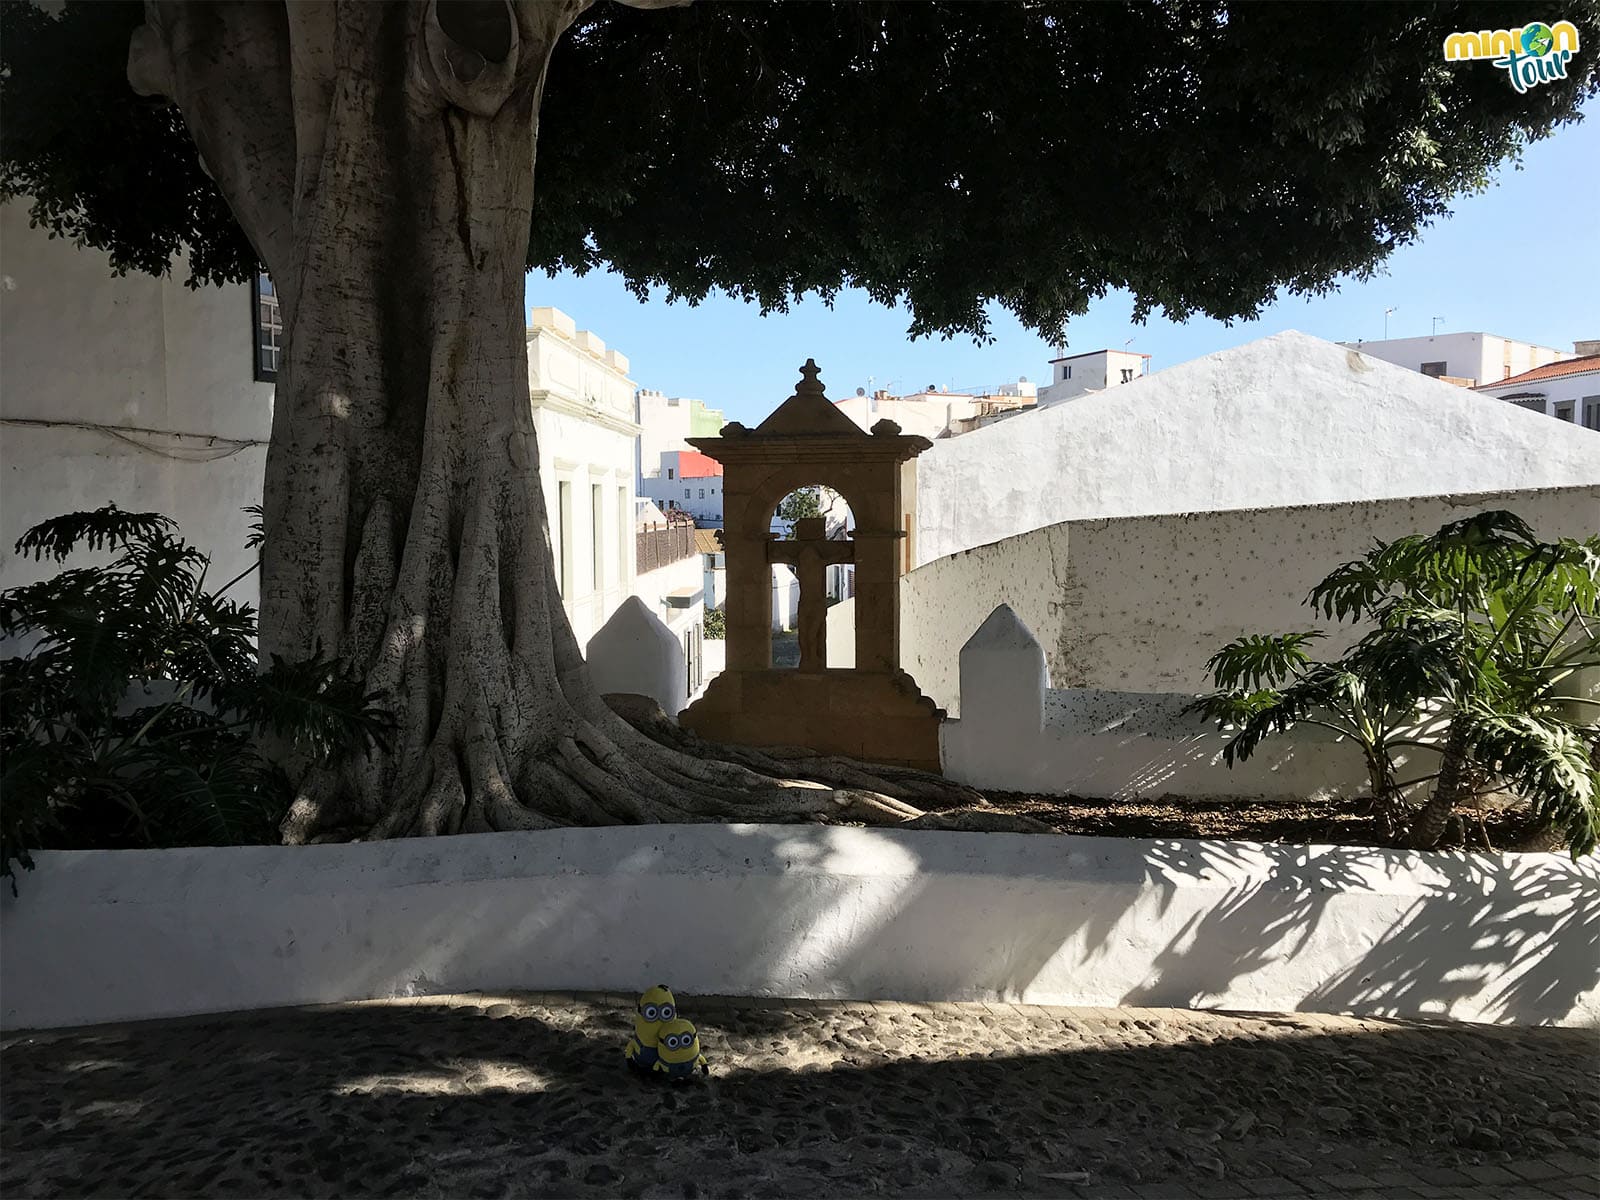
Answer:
638, 448, 725, 527
1474, 347, 1600, 428
635, 390, 725, 491
1336, 331, 1569, 387
1037, 348, 1150, 407
0, 201, 274, 607
830, 383, 1036, 442
526, 306, 641, 649
914, 330, 1600, 566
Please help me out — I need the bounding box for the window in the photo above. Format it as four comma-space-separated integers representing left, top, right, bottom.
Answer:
1064, 364, 1072, 379
684, 488, 690, 499
1120, 368, 1134, 383
1584, 397, 1600, 431
557, 482, 573, 597
667, 468, 674, 480
617, 486, 629, 581
252, 273, 282, 381
1554, 401, 1575, 422
591, 484, 604, 592
1420, 361, 1446, 378
698, 488, 705, 499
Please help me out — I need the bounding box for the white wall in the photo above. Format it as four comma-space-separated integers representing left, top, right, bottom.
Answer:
632, 549, 708, 700
772, 564, 800, 631
0, 201, 272, 606
527, 308, 639, 649
4, 825, 1593, 1030
832, 486, 1597, 714
915, 331, 1600, 566
939, 604, 1411, 800
586, 596, 689, 715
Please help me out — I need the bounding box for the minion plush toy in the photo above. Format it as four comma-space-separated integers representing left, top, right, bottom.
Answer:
624, 985, 676, 1074
651, 1017, 710, 1080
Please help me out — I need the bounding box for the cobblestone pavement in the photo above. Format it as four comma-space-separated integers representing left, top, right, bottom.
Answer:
2, 995, 1595, 1199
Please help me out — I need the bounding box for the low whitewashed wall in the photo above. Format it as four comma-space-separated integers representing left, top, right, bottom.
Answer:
937, 604, 1430, 799
3, 825, 1593, 1030
832, 485, 1599, 713
586, 596, 688, 715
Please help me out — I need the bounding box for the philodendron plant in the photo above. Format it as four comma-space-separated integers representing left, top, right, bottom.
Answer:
1195, 512, 1598, 855
0, 506, 390, 891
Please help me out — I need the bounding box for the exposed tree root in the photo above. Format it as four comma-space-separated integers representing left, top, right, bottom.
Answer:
280, 690, 1049, 844
603, 693, 987, 808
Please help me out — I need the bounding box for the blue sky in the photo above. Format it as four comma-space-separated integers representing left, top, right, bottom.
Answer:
525, 110, 1600, 425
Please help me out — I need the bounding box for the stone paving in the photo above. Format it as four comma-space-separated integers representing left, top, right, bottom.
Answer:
1, 994, 1595, 1199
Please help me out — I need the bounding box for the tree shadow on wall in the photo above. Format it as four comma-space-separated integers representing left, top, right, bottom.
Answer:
717, 826, 1598, 1026
1116, 840, 1599, 1024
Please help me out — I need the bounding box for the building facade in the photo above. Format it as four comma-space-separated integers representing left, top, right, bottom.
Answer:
1336, 331, 1568, 387
526, 306, 641, 649
635, 390, 725, 491
1037, 348, 1150, 407
638, 448, 725, 527
831, 383, 1036, 441
1475, 349, 1600, 428
0, 200, 274, 607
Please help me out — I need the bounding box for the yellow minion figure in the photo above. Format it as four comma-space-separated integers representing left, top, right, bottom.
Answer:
624, 984, 676, 1073
651, 1017, 709, 1080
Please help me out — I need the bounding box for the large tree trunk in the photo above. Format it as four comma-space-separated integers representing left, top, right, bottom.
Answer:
129, 1, 969, 842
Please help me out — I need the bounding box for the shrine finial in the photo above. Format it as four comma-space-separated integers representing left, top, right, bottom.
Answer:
795, 358, 825, 398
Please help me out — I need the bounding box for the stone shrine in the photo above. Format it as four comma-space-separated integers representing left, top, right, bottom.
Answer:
678, 360, 944, 771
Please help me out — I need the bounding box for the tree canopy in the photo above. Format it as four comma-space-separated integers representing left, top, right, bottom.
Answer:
5, 0, 1596, 341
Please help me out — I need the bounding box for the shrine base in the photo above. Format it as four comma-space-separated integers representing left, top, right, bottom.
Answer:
680, 668, 945, 773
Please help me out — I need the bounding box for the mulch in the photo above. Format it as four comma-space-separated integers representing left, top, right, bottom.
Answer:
941, 792, 1565, 853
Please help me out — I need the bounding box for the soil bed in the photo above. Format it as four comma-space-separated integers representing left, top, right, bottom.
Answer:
934, 793, 1559, 852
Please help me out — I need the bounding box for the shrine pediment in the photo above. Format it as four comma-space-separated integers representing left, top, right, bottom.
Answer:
753, 359, 867, 438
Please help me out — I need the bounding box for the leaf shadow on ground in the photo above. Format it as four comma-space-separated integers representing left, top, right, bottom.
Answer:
1, 1003, 1594, 1200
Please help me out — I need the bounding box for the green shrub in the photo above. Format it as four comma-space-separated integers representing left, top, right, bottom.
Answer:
0, 506, 390, 890
1195, 512, 1599, 855
703, 607, 726, 640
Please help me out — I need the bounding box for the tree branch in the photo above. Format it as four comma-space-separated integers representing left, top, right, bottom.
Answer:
129, 1, 297, 282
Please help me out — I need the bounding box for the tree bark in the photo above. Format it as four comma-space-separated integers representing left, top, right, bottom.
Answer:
129, 1, 967, 842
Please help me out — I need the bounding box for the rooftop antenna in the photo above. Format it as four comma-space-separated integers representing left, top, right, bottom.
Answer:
1432, 316, 1444, 336
1384, 306, 1398, 338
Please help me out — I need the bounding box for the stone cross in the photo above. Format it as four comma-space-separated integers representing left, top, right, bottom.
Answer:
767, 516, 854, 672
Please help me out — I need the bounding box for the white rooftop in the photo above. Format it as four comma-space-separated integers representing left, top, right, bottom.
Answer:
914, 331, 1600, 566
